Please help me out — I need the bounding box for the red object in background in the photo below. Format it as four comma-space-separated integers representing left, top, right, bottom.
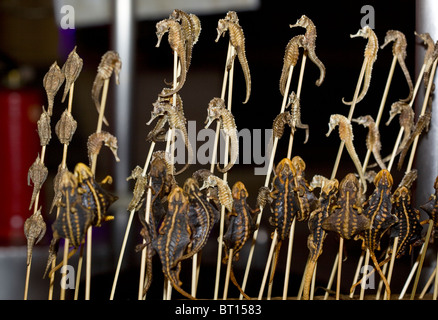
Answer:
0, 87, 42, 245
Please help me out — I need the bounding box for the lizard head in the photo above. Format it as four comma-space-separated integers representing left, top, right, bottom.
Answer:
60, 169, 79, 197
215, 19, 229, 42
291, 155, 306, 173
275, 158, 296, 177
168, 186, 188, 206
374, 169, 393, 189
339, 173, 360, 196
232, 181, 248, 200
289, 15, 310, 29
74, 162, 94, 185
155, 19, 170, 48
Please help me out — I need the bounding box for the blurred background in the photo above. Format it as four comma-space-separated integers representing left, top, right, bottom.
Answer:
1, 0, 437, 300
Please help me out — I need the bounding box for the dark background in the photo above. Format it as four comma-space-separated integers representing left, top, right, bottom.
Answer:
2, 0, 434, 300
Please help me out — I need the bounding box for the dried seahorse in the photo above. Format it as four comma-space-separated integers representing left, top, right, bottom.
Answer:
397, 107, 432, 170
42, 62, 65, 116
61, 46, 83, 103
342, 26, 378, 105
415, 31, 436, 88
169, 10, 201, 74
381, 30, 413, 102
326, 114, 367, 193
205, 97, 239, 173
216, 14, 251, 104
24, 207, 46, 266
156, 19, 187, 97
280, 35, 305, 96
87, 131, 121, 166
91, 50, 122, 126
290, 15, 326, 87
272, 111, 293, 140
199, 174, 233, 213
147, 99, 193, 175
27, 154, 48, 210
287, 91, 309, 144
353, 115, 386, 170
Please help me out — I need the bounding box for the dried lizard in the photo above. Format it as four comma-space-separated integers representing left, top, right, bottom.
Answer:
351, 169, 398, 298
152, 186, 195, 300
342, 26, 378, 105
61, 46, 83, 103
147, 99, 193, 175
27, 154, 48, 210
381, 30, 413, 102
291, 156, 318, 221
290, 15, 326, 87
216, 14, 251, 104
180, 177, 219, 261
156, 18, 187, 97
204, 97, 238, 173
280, 35, 305, 96
24, 207, 46, 266
223, 181, 259, 299
55, 109, 77, 145
37, 106, 51, 147
302, 178, 339, 300
353, 115, 386, 170
42, 61, 64, 116
322, 173, 370, 240
326, 114, 367, 193
87, 131, 121, 166
91, 50, 122, 126
74, 162, 118, 227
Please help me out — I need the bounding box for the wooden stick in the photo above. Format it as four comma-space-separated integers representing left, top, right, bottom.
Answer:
434, 252, 438, 300
223, 249, 234, 300
383, 236, 398, 300
282, 218, 296, 299
258, 231, 278, 299
399, 240, 425, 299
239, 64, 295, 300
419, 264, 436, 299
349, 251, 365, 298
336, 238, 344, 300
359, 249, 370, 300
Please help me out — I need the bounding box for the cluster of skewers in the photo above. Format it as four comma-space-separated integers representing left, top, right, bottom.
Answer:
22, 9, 438, 301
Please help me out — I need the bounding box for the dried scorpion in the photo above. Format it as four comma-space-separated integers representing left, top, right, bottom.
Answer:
342, 26, 378, 105
147, 98, 193, 175
156, 18, 187, 97
322, 173, 369, 240
223, 181, 259, 300
381, 30, 413, 102
353, 115, 386, 170
204, 97, 239, 173
91, 50, 122, 126
326, 114, 367, 193
302, 178, 339, 300
152, 186, 195, 300
216, 12, 251, 104
351, 169, 398, 298
42, 62, 64, 117
290, 15, 325, 87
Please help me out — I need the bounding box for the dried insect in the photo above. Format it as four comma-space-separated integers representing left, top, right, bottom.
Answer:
42, 61, 65, 116
322, 173, 370, 240
87, 131, 121, 166
302, 178, 339, 300
91, 50, 122, 126
156, 18, 187, 97
381, 30, 413, 102
61, 46, 83, 103
352, 169, 398, 298
216, 12, 251, 104
55, 109, 77, 145
24, 207, 46, 266
342, 26, 378, 105
353, 115, 386, 170
27, 154, 48, 210
74, 163, 118, 227
280, 35, 305, 96
37, 106, 52, 147
204, 97, 238, 173
152, 186, 195, 300
326, 114, 367, 193
222, 181, 259, 300
290, 15, 326, 87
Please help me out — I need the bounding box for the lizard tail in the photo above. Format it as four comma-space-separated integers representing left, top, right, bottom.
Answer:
46, 246, 78, 279
230, 264, 251, 300
302, 259, 316, 300
169, 273, 197, 300
269, 240, 282, 285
